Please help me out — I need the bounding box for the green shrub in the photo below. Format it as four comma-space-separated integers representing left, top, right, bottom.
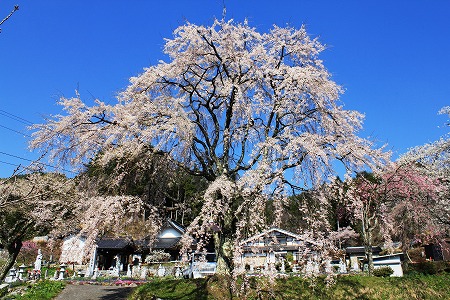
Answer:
9, 280, 65, 300
408, 261, 450, 275
410, 261, 438, 275
373, 266, 394, 277
285, 253, 294, 263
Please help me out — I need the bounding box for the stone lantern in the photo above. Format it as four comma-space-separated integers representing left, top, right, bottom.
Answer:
59, 263, 67, 280
18, 264, 26, 280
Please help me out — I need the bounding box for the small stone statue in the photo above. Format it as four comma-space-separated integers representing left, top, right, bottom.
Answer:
34, 249, 43, 271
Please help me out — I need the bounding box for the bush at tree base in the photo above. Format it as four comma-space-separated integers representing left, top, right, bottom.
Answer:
372, 266, 394, 277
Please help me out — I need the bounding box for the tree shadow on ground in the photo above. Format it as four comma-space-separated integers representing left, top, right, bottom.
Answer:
133, 278, 212, 300
99, 287, 133, 300
331, 276, 370, 300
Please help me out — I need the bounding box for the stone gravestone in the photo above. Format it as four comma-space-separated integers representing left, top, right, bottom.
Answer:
126, 264, 132, 277
53, 269, 59, 280
140, 265, 148, 280
281, 260, 285, 272
133, 265, 141, 279
111, 255, 120, 276
91, 268, 98, 280
157, 264, 165, 277
175, 267, 182, 278
339, 258, 347, 273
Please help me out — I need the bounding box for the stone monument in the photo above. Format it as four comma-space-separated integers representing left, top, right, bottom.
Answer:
34, 249, 43, 271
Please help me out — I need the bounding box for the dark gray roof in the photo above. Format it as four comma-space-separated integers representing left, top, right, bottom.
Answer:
97, 238, 132, 249
243, 244, 301, 252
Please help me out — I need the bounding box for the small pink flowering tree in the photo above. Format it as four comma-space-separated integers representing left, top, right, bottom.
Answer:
400, 106, 450, 231
383, 163, 445, 251
30, 18, 388, 275
341, 162, 443, 274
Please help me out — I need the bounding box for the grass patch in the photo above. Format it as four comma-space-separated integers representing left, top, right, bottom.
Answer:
128, 273, 450, 300
7, 280, 65, 300
130, 277, 211, 300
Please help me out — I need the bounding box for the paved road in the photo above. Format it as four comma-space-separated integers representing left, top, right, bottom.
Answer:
54, 284, 134, 300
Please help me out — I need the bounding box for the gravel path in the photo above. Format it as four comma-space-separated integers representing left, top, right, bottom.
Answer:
54, 283, 134, 300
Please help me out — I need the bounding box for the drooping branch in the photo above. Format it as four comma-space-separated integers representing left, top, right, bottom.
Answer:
0, 5, 19, 33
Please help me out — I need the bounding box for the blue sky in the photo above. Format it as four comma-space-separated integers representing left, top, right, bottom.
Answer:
0, 1, 449, 177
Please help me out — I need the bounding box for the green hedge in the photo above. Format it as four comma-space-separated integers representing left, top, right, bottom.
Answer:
407, 261, 450, 275
373, 266, 394, 277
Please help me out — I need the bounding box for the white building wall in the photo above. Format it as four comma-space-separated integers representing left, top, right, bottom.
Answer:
373, 255, 403, 277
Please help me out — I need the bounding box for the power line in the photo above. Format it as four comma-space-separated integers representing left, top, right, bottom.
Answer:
0, 159, 19, 167
0, 110, 77, 175
0, 109, 33, 125
0, 109, 33, 137
0, 151, 76, 174
0, 124, 31, 137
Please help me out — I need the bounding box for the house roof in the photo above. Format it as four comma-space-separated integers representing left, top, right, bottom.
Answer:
241, 227, 318, 246
165, 218, 185, 235
372, 253, 404, 261
97, 238, 133, 249
346, 246, 382, 254
242, 244, 303, 252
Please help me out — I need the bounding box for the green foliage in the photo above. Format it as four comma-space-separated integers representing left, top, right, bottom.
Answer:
128, 274, 450, 300
285, 253, 294, 263
372, 266, 394, 277
407, 261, 450, 275
130, 278, 211, 300
8, 280, 65, 300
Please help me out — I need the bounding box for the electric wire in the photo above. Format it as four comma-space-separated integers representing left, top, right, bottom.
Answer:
0, 109, 33, 125
0, 151, 75, 174
0, 124, 31, 137
0, 109, 75, 175
0, 159, 18, 167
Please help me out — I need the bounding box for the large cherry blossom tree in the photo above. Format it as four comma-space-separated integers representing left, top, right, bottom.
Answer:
31, 18, 388, 275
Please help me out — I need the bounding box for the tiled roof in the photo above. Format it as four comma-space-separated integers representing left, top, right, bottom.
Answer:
242, 244, 301, 252
97, 238, 133, 249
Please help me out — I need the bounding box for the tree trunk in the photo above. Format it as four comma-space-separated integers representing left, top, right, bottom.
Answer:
213, 210, 236, 276
214, 232, 233, 275
365, 246, 374, 275
0, 240, 22, 282
365, 230, 374, 275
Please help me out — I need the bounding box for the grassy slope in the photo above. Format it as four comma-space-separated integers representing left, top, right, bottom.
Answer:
129, 274, 450, 300
5, 280, 65, 300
